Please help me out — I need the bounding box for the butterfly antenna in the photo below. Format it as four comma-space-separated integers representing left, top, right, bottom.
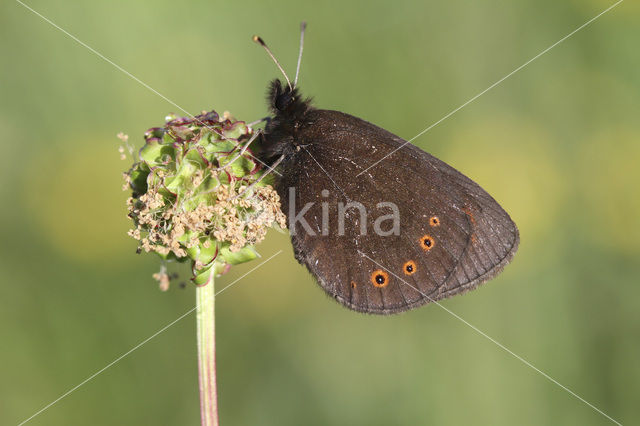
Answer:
253, 35, 293, 92
294, 21, 307, 88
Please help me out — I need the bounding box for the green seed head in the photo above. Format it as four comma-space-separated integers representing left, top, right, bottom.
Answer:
124, 110, 285, 286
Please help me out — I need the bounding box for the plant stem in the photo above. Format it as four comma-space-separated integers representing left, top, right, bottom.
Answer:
196, 269, 219, 426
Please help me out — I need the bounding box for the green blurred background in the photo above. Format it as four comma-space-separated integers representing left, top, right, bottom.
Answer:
1, 0, 638, 425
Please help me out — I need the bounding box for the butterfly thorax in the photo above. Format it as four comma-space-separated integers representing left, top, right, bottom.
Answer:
261, 79, 314, 163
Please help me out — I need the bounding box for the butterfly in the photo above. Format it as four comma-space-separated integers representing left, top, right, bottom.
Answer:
254, 24, 519, 314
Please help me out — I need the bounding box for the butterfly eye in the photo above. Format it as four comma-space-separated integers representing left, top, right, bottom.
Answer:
420, 235, 435, 251
403, 260, 417, 275
275, 92, 294, 111
370, 270, 389, 288
429, 216, 440, 227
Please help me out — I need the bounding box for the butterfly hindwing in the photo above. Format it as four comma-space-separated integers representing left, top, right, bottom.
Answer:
275, 109, 519, 314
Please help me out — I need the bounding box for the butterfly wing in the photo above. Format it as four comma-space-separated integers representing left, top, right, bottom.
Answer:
276, 109, 519, 314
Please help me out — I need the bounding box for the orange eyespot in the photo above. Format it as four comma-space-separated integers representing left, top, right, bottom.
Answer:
370, 270, 389, 288
403, 260, 417, 275
420, 235, 435, 251
351, 281, 357, 289
429, 216, 440, 227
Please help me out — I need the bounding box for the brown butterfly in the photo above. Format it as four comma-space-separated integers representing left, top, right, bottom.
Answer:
255, 24, 518, 314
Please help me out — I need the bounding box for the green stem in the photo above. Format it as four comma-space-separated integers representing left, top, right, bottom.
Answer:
196, 269, 219, 426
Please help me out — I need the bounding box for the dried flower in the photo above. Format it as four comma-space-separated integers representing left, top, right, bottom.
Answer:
124, 110, 285, 285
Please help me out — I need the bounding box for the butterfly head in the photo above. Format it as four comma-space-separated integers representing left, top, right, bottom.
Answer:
268, 79, 309, 115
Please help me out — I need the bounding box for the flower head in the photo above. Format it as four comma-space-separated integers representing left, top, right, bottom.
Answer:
124, 110, 285, 285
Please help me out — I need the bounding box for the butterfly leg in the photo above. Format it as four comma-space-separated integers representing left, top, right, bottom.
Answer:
231, 154, 285, 200
248, 116, 271, 127
215, 129, 263, 172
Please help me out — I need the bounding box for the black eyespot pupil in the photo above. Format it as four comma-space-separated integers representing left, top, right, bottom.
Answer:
375, 275, 385, 284
406, 265, 413, 272
424, 239, 431, 247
